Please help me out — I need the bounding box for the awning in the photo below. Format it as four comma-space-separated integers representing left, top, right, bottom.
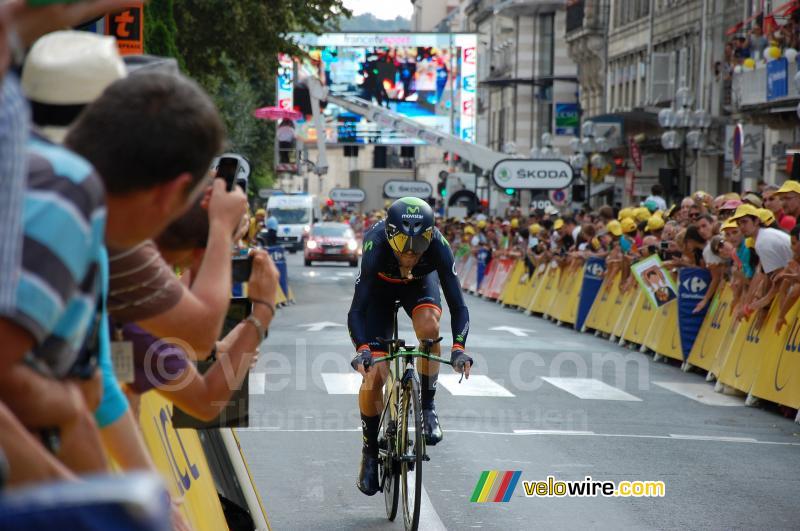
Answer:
725, 1, 800, 37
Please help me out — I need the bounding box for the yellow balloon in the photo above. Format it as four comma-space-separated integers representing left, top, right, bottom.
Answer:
767, 46, 781, 60
743, 58, 756, 69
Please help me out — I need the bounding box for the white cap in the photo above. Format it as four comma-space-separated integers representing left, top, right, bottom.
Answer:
21, 31, 127, 142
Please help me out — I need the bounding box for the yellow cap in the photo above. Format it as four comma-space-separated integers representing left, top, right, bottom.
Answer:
776, 180, 800, 195
634, 207, 650, 222
757, 208, 775, 225
721, 218, 738, 231
618, 207, 633, 221
528, 223, 541, 234
477, 220, 487, 229
553, 219, 565, 230
729, 203, 761, 221
591, 237, 601, 250
645, 215, 665, 232
511, 218, 519, 229
620, 217, 637, 234
745, 237, 755, 248
607, 220, 623, 237
464, 226, 475, 235
255, 208, 266, 217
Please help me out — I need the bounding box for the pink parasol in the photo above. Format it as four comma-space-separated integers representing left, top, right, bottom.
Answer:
253, 106, 303, 121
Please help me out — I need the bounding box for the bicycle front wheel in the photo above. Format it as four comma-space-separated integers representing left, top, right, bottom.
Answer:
380, 382, 399, 521
400, 376, 423, 531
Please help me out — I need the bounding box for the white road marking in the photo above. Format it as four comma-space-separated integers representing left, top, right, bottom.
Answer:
320, 373, 362, 394
653, 381, 744, 406
234, 428, 800, 446
399, 469, 448, 531
669, 434, 758, 443
541, 377, 642, 401
297, 321, 344, 332
437, 375, 515, 397
249, 372, 265, 395
489, 326, 535, 337
513, 429, 595, 435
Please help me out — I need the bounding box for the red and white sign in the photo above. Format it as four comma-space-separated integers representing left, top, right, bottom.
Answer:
628, 136, 642, 172
464, 47, 476, 64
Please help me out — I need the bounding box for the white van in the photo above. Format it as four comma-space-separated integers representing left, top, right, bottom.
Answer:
266, 194, 320, 252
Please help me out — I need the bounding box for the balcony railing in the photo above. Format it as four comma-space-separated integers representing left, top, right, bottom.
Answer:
731, 58, 798, 110
566, 0, 585, 33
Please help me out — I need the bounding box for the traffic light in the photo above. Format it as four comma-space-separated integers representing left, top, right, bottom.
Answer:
438, 170, 448, 198
505, 188, 515, 195
325, 198, 334, 207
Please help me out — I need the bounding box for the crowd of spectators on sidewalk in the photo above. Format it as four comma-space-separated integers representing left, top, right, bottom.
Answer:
435, 182, 800, 336
0, 3, 279, 528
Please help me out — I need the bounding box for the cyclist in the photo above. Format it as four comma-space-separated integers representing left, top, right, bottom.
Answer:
348, 197, 473, 496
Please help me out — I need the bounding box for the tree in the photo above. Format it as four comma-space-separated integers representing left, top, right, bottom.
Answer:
145, 0, 350, 193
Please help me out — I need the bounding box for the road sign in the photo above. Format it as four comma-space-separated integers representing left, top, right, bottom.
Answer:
548, 188, 569, 206
383, 180, 433, 199
492, 159, 574, 190
329, 187, 366, 203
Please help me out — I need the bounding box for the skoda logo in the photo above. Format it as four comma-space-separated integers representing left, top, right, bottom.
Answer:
497, 168, 511, 182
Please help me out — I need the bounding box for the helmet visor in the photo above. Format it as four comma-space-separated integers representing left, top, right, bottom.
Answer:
388, 229, 433, 254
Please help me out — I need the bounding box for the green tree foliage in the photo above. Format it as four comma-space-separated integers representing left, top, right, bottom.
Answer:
144, 0, 350, 193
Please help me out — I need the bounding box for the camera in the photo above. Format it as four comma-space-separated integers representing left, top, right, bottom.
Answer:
232, 255, 253, 283
213, 153, 250, 193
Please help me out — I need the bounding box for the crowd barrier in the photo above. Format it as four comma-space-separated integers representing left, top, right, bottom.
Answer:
461, 254, 800, 414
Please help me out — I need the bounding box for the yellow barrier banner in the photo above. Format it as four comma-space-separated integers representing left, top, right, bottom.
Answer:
499, 260, 525, 306
643, 300, 681, 361
621, 289, 654, 346
138, 393, 229, 531
529, 264, 560, 315
546, 265, 583, 323
565, 267, 585, 325
718, 294, 790, 394
518, 263, 544, 310
583, 272, 619, 333
687, 284, 734, 372
611, 284, 637, 340
597, 275, 625, 335
751, 299, 800, 408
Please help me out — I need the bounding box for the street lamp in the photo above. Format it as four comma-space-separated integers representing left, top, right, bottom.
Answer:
570, 120, 609, 207
658, 87, 711, 198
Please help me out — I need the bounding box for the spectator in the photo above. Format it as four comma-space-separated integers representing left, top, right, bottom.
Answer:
645, 184, 668, 212
776, 180, 800, 218
125, 202, 279, 421
749, 25, 769, 59
730, 203, 792, 316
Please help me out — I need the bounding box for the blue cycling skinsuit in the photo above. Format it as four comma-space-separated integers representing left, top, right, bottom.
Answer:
347, 219, 470, 353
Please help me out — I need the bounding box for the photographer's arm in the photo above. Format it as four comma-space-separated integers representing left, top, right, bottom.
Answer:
137, 181, 246, 358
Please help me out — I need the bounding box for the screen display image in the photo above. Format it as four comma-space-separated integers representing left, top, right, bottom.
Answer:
289, 33, 477, 145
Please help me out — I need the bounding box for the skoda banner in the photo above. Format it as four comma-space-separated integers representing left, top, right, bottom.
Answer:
576, 257, 606, 331
384, 180, 433, 199
677, 267, 711, 360
492, 159, 574, 190
330, 187, 366, 203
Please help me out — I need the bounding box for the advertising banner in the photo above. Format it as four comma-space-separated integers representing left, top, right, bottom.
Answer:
576, 257, 606, 331
677, 267, 711, 360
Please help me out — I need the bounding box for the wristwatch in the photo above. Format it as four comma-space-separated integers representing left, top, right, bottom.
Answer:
244, 314, 268, 341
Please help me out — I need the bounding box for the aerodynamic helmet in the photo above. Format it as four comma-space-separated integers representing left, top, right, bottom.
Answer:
385, 197, 435, 254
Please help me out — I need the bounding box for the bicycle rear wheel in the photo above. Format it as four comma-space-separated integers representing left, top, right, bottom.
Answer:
380, 383, 399, 521
400, 376, 423, 531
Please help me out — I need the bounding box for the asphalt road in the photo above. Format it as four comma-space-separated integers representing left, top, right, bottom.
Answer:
238, 253, 800, 530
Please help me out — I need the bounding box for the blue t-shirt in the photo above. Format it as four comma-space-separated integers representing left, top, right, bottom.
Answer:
737, 241, 754, 279
620, 237, 633, 254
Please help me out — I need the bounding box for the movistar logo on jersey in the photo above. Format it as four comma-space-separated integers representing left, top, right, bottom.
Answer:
363, 240, 374, 252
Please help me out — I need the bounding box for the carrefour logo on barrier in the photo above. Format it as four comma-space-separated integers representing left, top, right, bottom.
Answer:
586, 263, 605, 278
682, 277, 708, 294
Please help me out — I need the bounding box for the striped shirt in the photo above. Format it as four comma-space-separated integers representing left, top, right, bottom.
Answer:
8, 136, 107, 378
0, 74, 30, 314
